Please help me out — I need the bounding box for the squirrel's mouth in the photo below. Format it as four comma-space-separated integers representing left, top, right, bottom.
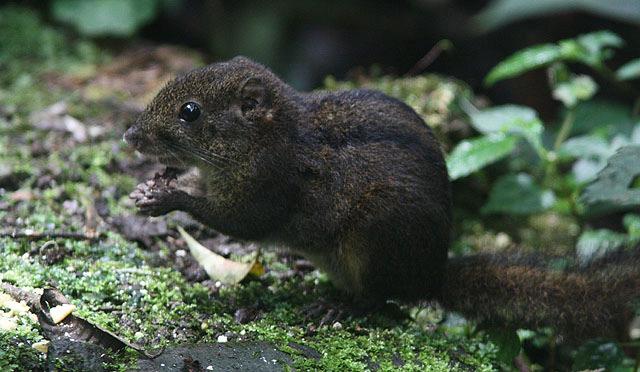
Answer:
124, 126, 193, 170
127, 141, 189, 169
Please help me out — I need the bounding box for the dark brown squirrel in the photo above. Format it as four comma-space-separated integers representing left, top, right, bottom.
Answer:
124, 56, 640, 340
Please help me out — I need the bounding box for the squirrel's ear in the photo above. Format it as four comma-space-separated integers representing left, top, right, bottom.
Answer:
239, 77, 271, 115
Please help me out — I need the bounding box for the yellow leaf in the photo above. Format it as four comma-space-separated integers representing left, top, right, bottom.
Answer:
49, 303, 75, 324
177, 226, 262, 285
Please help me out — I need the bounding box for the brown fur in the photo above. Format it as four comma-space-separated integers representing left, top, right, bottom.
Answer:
441, 252, 640, 340
125, 56, 640, 339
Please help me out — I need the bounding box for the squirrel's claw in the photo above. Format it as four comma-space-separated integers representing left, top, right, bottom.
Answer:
130, 181, 180, 217
302, 299, 348, 329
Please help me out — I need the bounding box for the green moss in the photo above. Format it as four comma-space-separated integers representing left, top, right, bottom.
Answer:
0, 231, 498, 370
323, 73, 474, 147
0, 334, 46, 372
0, 6, 108, 78
0, 8, 107, 117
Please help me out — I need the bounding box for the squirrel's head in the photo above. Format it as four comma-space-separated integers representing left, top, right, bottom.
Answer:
124, 56, 298, 172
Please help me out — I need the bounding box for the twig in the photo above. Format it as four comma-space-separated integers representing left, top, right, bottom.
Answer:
549, 332, 557, 371
553, 108, 576, 151
28, 240, 58, 256
405, 39, 453, 77
0, 230, 102, 242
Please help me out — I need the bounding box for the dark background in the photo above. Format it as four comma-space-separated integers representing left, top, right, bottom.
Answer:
18, 0, 640, 118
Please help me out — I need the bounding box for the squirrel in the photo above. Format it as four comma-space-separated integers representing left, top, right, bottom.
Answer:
124, 56, 640, 341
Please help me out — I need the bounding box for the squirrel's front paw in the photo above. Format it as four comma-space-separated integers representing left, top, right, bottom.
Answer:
130, 179, 184, 217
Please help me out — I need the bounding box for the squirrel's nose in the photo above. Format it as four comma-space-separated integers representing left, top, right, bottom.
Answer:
123, 125, 143, 147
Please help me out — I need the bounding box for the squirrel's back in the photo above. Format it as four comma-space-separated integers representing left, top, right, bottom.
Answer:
280, 88, 452, 299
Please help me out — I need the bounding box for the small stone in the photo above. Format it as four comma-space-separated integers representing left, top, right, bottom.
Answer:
332, 322, 343, 330
495, 232, 511, 249
217, 335, 228, 343
62, 199, 79, 214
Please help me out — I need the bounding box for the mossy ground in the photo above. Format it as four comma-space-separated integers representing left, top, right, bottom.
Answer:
0, 6, 522, 371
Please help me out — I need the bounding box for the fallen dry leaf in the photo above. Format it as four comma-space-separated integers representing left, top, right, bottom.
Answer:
10, 189, 34, 201
49, 303, 75, 324
32, 340, 50, 353
0, 317, 17, 331
177, 226, 264, 285
0, 292, 30, 313
30, 101, 89, 142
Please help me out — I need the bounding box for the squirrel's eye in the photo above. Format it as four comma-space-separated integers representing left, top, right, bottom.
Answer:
178, 102, 201, 122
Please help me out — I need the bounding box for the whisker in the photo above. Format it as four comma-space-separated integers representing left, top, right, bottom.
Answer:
182, 141, 237, 164
172, 143, 221, 167
191, 146, 237, 165
158, 135, 239, 170
164, 140, 224, 169
164, 146, 188, 168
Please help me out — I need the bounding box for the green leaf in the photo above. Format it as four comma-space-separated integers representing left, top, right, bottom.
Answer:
560, 30, 624, 66
632, 124, 640, 144
51, 0, 160, 37
468, 105, 545, 155
483, 327, 521, 365
552, 75, 598, 107
469, 105, 538, 133
580, 145, 640, 216
576, 229, 629, 264
557, 135, 611, 160
484, 44, 562, 86
473, 0, 640, 33
570, 100, 635, 138
484, 30, 623, 86
616, 58, 640, 81
572, 158, 608, 183
582, 30, 625, 50
623, 213, 640, 241
572, 339, 626, 371
482, 173, 556, 215
446, 134, 518, 180
557, 135, 610, 182
559, 133, 640, 183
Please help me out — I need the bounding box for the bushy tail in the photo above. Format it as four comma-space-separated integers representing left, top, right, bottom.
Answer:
438, 250, 640, 341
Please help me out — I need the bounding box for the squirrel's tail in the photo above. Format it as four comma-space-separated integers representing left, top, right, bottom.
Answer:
438, 250, 640, 340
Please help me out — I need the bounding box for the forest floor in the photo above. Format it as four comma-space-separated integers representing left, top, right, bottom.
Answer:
0, 7, 500, 371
